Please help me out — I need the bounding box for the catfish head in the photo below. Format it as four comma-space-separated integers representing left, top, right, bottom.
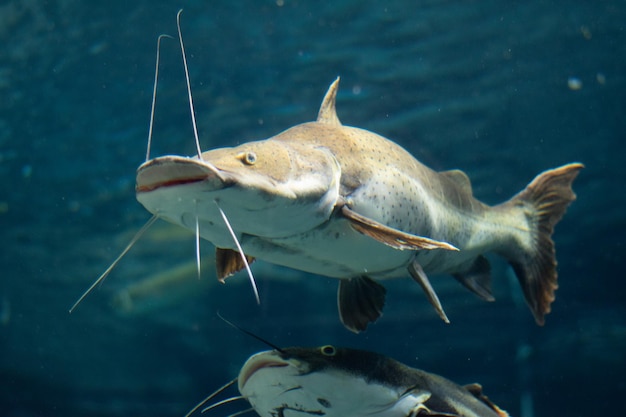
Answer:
136, 132, 341, 247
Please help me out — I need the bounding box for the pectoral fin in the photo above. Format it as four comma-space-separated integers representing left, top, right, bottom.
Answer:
404, 394, 456, 417
341, 206, 458, 251
463, 384, 510, 417
409, 260, 450, 324
337, 276, 386, 333
215, 248, 255, 282
400, 391, 440, 416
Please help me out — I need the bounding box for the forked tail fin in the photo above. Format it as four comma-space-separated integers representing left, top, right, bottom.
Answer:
506, 162, 584, 325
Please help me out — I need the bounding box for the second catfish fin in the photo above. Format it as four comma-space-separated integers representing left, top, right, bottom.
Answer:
341, 206, 458, 251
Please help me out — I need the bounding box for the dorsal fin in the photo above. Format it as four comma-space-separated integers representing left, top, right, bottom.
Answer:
317, 77, 342, 126
441, 169, 472, 194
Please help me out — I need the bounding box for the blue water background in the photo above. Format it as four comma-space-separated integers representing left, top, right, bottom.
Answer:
1, 1, 624, 416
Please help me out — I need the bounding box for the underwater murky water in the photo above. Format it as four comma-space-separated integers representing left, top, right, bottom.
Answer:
1, 1, 624, 416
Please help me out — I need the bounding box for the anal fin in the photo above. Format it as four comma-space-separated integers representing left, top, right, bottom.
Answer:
216, 247, 255, 282
408, 260, 450, 323
341, 206, 458, 251
337, 276, 386, 333
452, 255, 494, 302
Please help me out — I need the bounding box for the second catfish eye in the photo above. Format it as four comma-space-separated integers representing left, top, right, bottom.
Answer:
237, 151, 257, 165
320, 345, 337, 356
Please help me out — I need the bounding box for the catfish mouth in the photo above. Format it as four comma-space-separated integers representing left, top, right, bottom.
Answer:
136, 155, 231, 193
238, 353, 291, 392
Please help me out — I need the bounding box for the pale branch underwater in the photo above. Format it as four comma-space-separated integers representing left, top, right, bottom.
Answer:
187, 345, 509, 417
134, 77, 583, 333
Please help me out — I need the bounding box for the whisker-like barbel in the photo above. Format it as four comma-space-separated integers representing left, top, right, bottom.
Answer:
215, 201, 260, 305
195, 200, 202, 280
71, 27, 175, 312
224, 407, 255, 417
176, 9, 202, 159
201, 396, 247, 414
184, 378, 239, 417
146, 33, 174, 162
69, 214, 158, 313
217, 312, 285, 353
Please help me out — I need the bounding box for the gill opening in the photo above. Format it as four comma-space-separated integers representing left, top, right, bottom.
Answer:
69, 214, 159, 313
215, 200, 260, 305
176, 9, 203, 159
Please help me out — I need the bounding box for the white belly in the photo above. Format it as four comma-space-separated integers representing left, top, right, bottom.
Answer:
239, 218, 414, 279
242, 367, 430, 417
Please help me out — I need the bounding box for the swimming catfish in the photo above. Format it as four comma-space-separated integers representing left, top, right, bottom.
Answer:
135, 76, 582, 332
187, 345, 509, 417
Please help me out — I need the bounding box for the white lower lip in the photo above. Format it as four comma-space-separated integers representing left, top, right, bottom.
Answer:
238, 353, 291, 393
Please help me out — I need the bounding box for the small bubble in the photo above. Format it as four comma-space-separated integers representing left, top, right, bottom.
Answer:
567, 77, 583, 90
596, 72, 606, 85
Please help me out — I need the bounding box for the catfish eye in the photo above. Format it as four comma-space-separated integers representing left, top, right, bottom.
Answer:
320, 345, 336, 356
239, 151, 257, 165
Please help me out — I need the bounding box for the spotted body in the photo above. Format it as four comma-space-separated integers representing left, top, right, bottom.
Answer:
136, 78, 583, 332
